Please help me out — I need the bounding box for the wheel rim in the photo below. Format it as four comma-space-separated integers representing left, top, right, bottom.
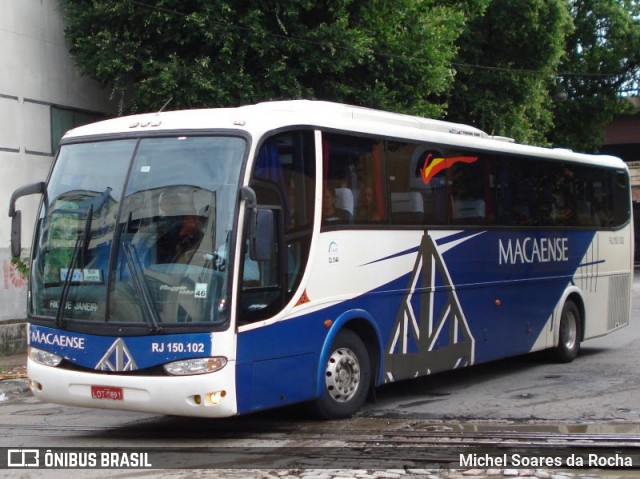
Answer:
324, 347, 361, 403
562, 310, 578, 351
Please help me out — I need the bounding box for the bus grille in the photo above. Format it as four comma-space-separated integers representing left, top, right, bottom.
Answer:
608, 274, 630, 330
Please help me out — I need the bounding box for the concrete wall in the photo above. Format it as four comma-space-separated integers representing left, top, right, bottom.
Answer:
0, 0, 115, 330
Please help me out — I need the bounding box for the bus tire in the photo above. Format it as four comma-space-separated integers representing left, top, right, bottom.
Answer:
312, 329, 371, 419
552, 300, 581, 363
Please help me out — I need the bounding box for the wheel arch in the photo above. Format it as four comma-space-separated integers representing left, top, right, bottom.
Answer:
557, 287, 586, 343
315, 309, 383, 399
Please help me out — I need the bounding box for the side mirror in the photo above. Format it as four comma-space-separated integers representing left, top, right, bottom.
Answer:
11, 211, 22, 258
250, 209, 275, 261
8, 181, 46, 258
239, 186, 275, 262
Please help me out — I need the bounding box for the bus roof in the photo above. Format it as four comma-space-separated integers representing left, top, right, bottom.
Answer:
63, 100, 626, 170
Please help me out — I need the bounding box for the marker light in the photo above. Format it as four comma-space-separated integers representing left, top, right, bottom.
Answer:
207, 390, 227, 405
28, 347, 63, 367
163, 357, 227, 376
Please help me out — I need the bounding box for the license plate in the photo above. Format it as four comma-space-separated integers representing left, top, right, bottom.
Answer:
91, 385, 123, 400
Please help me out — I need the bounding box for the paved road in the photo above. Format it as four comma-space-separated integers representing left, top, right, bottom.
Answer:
1, 275, 639, 478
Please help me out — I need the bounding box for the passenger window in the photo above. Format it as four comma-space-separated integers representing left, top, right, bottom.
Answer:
389, 142, 460, 226
446, 151, 487, 225
322, 133, 387, 227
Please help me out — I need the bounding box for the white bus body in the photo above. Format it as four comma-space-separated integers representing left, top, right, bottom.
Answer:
12, 101, 631, 418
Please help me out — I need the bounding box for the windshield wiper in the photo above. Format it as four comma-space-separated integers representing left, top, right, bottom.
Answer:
122, 241, 162, 333
55, 204, 93, 328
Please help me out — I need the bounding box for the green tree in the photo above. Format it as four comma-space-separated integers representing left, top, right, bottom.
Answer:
445, 0, 573, 145
60, 0, 478, 118
550, 0, 640, 151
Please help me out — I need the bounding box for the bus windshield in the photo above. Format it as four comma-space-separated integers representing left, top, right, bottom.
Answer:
30, 136, 246, 330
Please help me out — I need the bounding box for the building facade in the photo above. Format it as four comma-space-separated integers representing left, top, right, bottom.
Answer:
601, 98, 640, 263
0, 0, 114, 351
601, 97, 640, 201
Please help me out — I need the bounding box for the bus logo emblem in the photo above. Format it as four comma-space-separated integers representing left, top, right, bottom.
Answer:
96, 338, 137, 371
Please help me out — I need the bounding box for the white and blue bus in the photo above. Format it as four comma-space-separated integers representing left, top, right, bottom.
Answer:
9, 100, 632, 418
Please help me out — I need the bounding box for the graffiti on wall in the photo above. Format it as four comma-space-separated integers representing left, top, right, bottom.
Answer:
2, 259, 27, 290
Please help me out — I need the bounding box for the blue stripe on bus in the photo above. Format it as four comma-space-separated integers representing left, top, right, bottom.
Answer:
236, 229, 597, 413
360, 246, 419, 266
30, 229, 599, 414
29, 325, 214, 370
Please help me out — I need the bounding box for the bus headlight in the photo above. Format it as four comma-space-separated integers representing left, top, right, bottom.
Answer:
28, 347, 63, 367
163, 357, 227, 376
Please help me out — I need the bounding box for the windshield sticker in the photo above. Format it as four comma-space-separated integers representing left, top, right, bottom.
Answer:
82, 269, 103, 282
59, 268, 103, 283
140, 165, 151, 173
194, 283, 208, 299
159, 284, 195, 295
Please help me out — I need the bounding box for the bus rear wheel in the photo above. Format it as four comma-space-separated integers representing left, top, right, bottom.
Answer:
552, 300, 581, 363
312, 329, 371, 419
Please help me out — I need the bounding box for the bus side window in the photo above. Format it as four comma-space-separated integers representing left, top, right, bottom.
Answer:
277, 131, 316, 296
322, 182, 352, 224
240, 130, 316, 323
447, 154, 487, 225
384, 142, 424, 225
322, 133, 387, 227
390, 191, 424, 223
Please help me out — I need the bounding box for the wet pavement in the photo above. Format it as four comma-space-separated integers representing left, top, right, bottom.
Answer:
150, 469, 639, 479
1, 353, 637, 478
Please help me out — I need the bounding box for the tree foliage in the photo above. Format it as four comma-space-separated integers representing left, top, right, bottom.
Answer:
60, 0, 640, 151
550, 0, 640, 150
60, 0, 477, 118
445, 0, 573, 145
446, 0, 640, 150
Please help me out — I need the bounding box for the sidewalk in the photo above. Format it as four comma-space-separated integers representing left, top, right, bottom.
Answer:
0, 352, 27, 377
0, 352, 29, 401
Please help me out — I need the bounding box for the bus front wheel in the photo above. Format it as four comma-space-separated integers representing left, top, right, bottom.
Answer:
312, 329, 371, 419
552, 300, 581, 363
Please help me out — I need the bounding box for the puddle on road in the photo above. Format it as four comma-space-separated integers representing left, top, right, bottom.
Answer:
344, 416, 640, 435
413, 422, 640, 434
450, 421, 640, 435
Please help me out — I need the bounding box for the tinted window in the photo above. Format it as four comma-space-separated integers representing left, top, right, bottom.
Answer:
322, 132, 630, 230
